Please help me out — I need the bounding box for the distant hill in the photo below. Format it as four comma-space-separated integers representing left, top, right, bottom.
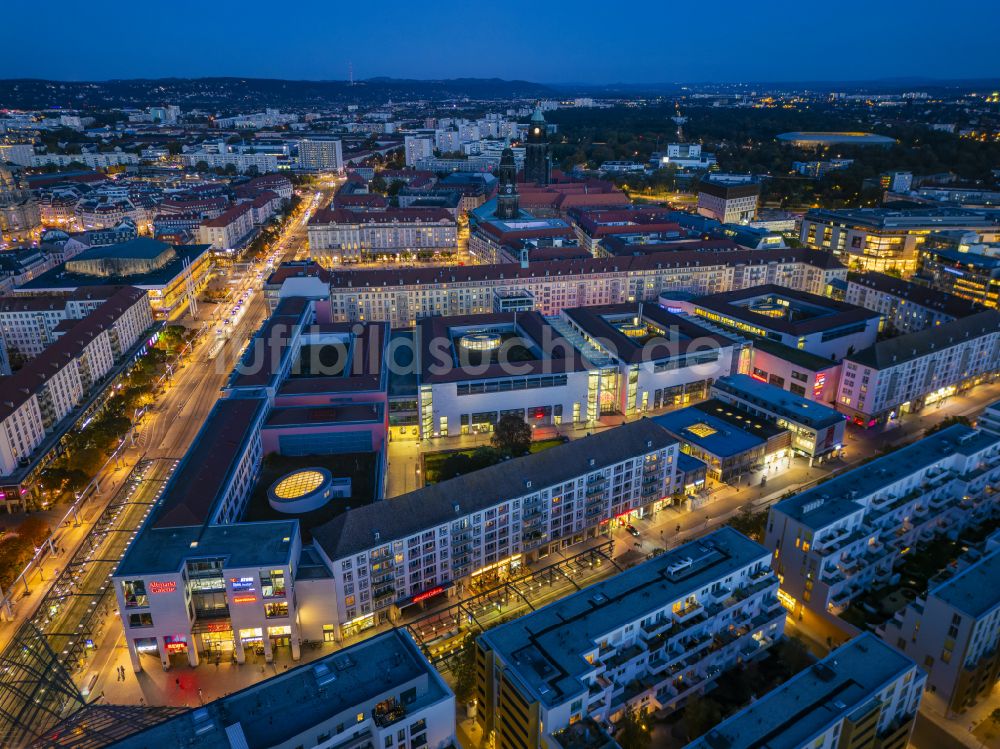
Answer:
0, 77, 557, 110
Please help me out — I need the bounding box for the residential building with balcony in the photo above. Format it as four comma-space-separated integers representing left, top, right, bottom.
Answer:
111, 629, 455, 749
916, 247, 1000, 310
312, 419, 678, 640
876, 537, 1000, 714
686, 633, 924, 749
765, 424, 1000, 618
836, 310, 1000, 427
475, 527, 785, 749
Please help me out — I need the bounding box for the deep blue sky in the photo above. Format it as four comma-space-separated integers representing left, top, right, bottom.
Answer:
5, 0, 999, 84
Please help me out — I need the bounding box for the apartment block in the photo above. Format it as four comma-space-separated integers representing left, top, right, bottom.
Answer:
696, 180, 760, 225
686, 633, 924, 749
312, 249, 846, 328
313, 419, 678, 639
877, 538, 1000, 713
297, 137, 344, 172
476, 527, 784, 749
111, 629, 456, 749
837, 310, 1000, 427
845, 271, 983, 335
766, 424, 1000, 618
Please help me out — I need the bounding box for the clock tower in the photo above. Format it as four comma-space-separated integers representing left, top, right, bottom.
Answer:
524, 103, 550, 185
495, 146, 519, 220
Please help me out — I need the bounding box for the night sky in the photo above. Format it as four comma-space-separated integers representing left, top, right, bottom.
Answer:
4, 0, 999, 83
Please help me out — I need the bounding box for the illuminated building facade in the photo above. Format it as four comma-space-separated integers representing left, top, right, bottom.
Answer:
765, 424, 1000, 619
476, 528, 784, 749
800, 207, 992, 275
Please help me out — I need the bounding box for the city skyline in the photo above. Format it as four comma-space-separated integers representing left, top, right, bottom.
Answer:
3, 0, 1000, 84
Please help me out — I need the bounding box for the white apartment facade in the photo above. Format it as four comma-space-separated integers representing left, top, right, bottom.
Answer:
837, 310, 1000, 426
312, 420, 678, 640
183, 151, 279, 174
198, 203, 254, 249
317, 250, 847, 328
404, 135, 434, 167
477, 527, 785, 749
877, 540, 1000, 714
766, 424, 1000, 618
844, 272, 979, 335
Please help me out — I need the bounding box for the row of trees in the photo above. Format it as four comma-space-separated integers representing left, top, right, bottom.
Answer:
0, 516, 52, 589
37, 334, 181, 501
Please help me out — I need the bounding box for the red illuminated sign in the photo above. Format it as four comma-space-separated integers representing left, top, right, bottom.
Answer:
232, 594, 258, 604
750, 372, 767, 383
412, 586, 445, 603
813, 373, 827, 397
149, 581, 177, 594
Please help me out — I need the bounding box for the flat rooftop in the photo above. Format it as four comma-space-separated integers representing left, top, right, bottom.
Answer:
149, 398, 267, 530
479, 527, 769, 709
750, 336, 839, 373
313, 419, 676, 560
117, 520, 297, 577
772, 424, 1000, 531
713, 374, 844, 431
693, 284, 879, 337
932, 547, 1000, 619
109, 629, 447, 749
416, 311, 587, 384
652, 403, 769, 459
804, 206, 990, 229
687, 633, 916, 749
227, 297, 312, 390
18, 244, 210, 291
848, 309, 1000, 370
562, 303, 729, 365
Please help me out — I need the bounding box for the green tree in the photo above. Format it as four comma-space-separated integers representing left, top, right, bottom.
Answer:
727, 506, 768, 542
386, 179, 406, 197
615, 707, 652, 749
369, 174, 388, 194
17, 516, 51, 547
451, 639, 479, 704
683, 695, 723, 741
775, 636, 815, 676
491, 415, 532, 457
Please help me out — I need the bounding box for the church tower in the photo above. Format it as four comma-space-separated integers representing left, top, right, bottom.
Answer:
523, 103, 550, 185
495, 146, 519, 220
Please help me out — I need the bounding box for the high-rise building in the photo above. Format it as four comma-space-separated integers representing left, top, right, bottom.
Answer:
523, 103, 550, 185
297, 137, 344, 172
495, 147, 519, 220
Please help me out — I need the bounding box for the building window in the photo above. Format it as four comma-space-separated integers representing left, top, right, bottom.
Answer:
123, 580, 149, 608
264, 602, 289, 619
128, 613, 153, 628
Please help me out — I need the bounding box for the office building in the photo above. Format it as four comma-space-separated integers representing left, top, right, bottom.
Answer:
711, 374, 846, 461
297, 137, 344, 172
877, 539, 1000, 713
687, 633, 924, 749
476, 527, 784, 749
568, 207, 682, 257
837, 310, 1000, 426
916, 246, 1000, 310
696, 179, 759, 224
650, 143, 717, 170
677, 284, 881, 360
845, 271, 983, 334
800, 207, 993, 275
308, 208, 457, 262
310, 249, 847, 329
746, 336, 843, 404
765, 424, 1000, 617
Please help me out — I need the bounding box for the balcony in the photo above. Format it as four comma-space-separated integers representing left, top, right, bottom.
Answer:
373, 698, 406, 728
673, 601, 703, 622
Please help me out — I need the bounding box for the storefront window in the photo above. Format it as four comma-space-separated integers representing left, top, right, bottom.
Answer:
264, 601, 289, 619
123, 580, 148, 608
261, 569, 286, 598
